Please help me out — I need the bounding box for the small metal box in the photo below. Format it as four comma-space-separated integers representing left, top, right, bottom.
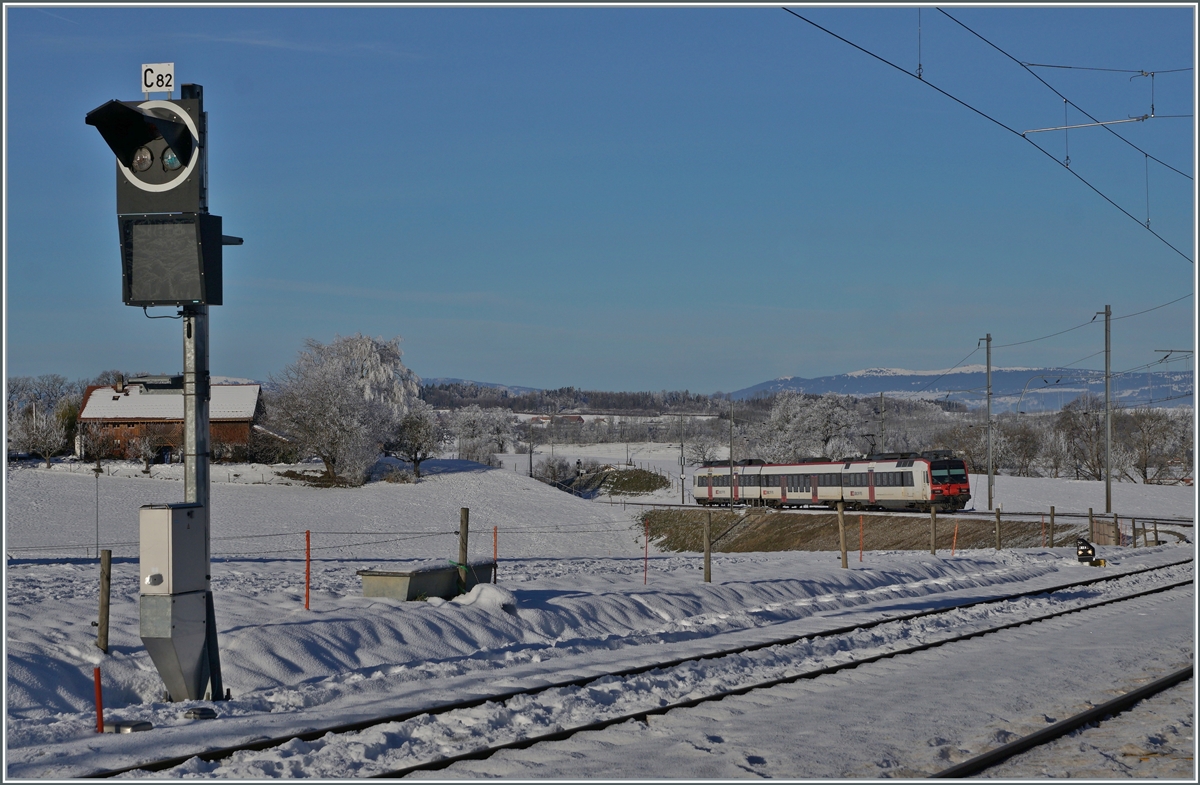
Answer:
139, 503, 208, 595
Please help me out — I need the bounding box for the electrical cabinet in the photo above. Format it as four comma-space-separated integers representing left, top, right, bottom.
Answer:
139, 503, 209, 595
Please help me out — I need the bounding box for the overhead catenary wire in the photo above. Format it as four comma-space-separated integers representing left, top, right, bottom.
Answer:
780, 8, 1193, 263
940, 9, 1193, 182
1022, 63, 1192, 75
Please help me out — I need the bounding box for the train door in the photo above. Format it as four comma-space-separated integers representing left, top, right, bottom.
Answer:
810, 474, 819, 505
867, 468, 875, 505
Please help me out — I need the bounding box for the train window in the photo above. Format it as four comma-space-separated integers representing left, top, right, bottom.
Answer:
904, 472, 914, 486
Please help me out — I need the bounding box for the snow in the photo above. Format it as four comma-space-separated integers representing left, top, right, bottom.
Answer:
3, 451, 1195, 779
844, 365, 1039, 377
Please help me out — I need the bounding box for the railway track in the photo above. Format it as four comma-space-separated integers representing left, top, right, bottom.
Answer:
931, 665, 1194, 778
86, 557, 1193, 779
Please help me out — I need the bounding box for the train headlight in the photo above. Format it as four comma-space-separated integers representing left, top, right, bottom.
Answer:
1076, 537, 1095, 563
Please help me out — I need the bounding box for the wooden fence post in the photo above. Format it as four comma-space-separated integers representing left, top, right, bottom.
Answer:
1154, 519, 1160, 545
1049, 506, 1055, 548
930, 506, 937, 555
493, 525, 498, 583
644, 518, 649, 585
1113, 513, 1120, 547
994, 509, 1002, 551
703, 511, 711, 584
96, 549, 111, 653
458, 508, 469, 593
837, 501, 847, 569
1088, 508, 1094, 542
1132, 518, 1138, 548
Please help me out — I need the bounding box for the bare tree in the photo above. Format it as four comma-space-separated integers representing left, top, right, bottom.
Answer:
131, 423, 178, 473
393, 401, 440, 478
998, 417, 1043, 477
76, 421, 114, 468
685, 431, 721, 465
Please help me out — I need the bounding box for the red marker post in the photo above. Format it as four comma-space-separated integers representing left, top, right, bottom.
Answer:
305, 530, 311, 610
94, 667, 104, 733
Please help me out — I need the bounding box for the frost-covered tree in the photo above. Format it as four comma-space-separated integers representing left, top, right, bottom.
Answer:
450, 405, 508, 466
1054, 393, 1106, 480
393, 401, 441, 478
1121, 408, 1175, 483
11, 409, 67, 467
752, 392, 858, 462
267, 334, 419, 485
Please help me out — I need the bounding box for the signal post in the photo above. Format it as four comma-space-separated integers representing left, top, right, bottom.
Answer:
86, 66, 241, 702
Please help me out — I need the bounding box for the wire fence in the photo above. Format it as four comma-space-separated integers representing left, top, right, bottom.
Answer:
4, 520, 639, 561
5, 503, 1189, 563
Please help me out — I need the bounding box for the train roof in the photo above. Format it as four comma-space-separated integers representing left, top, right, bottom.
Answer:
699, 451, 961, 468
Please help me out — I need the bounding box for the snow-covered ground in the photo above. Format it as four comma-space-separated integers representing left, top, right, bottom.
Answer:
3, 452, 1195, 779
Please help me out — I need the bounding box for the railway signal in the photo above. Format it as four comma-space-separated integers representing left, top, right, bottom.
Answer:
85, 69, 241, 703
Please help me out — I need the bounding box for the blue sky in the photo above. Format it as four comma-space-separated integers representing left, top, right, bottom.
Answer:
4, 4, 1195, 394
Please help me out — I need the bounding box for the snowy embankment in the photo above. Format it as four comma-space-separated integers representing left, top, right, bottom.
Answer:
500, 443, 1196, 518
3, 456, 1195, 779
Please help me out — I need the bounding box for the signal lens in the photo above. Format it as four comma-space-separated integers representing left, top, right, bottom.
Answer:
131, 147, 153, 172
162, 149, 182, 171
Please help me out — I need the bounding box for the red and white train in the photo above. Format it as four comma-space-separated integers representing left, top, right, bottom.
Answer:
693, 452, 972, 512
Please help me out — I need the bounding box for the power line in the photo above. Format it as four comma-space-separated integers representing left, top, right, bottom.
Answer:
992, 294, 1192, 350
915, 346, 981, 393
939, 9, 1193, 181
780, 7, 1193, 264
1023, 63, 1192, 75
993, 318, 1098, 349
1111, 292, 1193, 321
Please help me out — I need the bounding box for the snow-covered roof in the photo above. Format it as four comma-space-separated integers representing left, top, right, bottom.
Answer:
79, 383, 260, 422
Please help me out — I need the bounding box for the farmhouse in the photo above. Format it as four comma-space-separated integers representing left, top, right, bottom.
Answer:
77, 376, 261, 461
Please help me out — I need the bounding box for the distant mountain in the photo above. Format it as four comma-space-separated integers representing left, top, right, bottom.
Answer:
420, 378, 543, 396
732, 366, 1193, 412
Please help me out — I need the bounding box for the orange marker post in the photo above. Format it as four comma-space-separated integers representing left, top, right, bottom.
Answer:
1041, 514, 1046, 547
951, 521, 959, 556
305, 530, 311, 610
94, 667, 104, 733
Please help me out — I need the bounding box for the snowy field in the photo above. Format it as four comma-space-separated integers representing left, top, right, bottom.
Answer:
3, 452, 1196, 779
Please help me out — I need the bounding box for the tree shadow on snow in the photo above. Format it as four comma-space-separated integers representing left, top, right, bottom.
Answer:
376, 457, 500, 477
